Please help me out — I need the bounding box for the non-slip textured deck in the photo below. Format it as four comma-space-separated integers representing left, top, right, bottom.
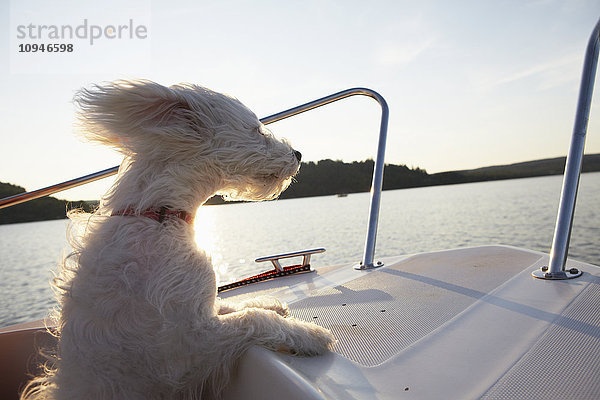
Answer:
290, 246, 541, 366
481, 275, 600, 399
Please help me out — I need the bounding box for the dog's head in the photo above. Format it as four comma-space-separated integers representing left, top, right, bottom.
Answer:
75, 80, 301, 202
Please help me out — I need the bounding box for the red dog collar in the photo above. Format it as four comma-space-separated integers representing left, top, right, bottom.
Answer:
112, 207, 194, 225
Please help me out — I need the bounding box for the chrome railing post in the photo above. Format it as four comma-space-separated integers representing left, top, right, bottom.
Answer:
358, 93, 388, 269
534, 18, 599, 280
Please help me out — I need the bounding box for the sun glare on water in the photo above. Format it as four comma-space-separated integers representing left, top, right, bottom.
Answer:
194, 205, 217, 256
193, 205, 229, 284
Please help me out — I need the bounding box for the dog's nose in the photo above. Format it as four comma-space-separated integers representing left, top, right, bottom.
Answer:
293, 150, 302, 162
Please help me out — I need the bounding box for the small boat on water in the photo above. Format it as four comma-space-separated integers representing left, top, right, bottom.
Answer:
1, 18, 599, 400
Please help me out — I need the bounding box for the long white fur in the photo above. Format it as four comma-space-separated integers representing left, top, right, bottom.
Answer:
21, 80, 334, 400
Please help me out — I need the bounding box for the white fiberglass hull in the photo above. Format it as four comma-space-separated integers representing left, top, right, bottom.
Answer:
221, 245, 600, 399
2, 245, 598, 399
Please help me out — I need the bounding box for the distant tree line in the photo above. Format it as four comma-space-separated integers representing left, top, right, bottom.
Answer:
2, 154, 599, 224
206, 154, 600, 204
0, 182, 97, 225
426, 154, 600, 186
279, 159, 429, 199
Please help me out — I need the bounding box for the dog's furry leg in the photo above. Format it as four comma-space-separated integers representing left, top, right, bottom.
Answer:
216, 297, 290, 317
218, 308, 334, 356
216, 299, 238, 315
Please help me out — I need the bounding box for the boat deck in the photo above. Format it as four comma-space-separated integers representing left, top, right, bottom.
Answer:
2, 245, 598, 399
221, 245, 600, 399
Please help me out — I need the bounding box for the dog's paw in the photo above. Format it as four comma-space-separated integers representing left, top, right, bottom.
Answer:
241, 297, 290, 317
267, 300, 290, 318
287, 321, 335, 357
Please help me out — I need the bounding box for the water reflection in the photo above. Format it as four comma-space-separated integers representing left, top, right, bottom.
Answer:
194, 205, 230, 284
2, 173, 599, 327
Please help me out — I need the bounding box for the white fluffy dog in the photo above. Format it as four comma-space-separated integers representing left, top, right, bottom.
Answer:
22, 80, 334, 399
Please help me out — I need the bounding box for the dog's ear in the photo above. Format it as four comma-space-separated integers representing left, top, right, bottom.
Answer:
74, 80, 204, 154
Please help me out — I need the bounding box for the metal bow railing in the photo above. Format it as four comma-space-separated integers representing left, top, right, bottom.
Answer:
0, 88, 389, 269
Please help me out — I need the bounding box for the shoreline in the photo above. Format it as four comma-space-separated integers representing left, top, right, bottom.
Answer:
2, 154, 599, 224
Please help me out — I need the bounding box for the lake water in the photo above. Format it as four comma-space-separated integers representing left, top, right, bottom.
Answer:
1, 172, 599, 328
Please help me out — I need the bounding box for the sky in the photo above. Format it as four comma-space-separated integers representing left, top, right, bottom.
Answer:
1, 0, 600, 201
